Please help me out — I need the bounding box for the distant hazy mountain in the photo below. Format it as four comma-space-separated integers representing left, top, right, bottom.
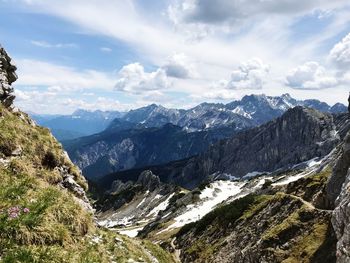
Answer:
31, 109, 125, 140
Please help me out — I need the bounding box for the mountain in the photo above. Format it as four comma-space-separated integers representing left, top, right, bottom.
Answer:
0, 46, 174, 262
33, 93, 346, 142
94, 107, 350, 263
331, 102, 348, 113
116, 94, 346, 132
123, 103, 186, 128
65, 94, 345, 182
65, 123, 244, 180
31, 109, 125, 141
99, 107, 343, 190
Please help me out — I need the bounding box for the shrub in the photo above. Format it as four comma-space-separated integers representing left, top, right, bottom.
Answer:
42, 151, 60, 169
0, 137, 17, 156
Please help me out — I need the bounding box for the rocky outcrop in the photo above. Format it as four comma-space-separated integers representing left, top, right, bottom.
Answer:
0, 46, 17, 108
96, 171, 178, 228
137, 170, 161, 191
330, 131, 350, 263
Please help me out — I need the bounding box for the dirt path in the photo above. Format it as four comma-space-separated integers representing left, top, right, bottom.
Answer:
289, 194, 333, 212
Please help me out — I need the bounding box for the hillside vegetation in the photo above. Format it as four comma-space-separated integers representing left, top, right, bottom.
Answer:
0, 104, 175, 263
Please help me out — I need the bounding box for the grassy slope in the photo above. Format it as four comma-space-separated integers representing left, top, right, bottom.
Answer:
175, 167, 336, 263
0, 105, 175, 263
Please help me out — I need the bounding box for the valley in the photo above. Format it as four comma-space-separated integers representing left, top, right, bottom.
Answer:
3, 0, 350, 262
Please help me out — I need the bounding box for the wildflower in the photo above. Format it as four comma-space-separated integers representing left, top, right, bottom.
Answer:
23, 208, 30, 213
8, 212, 19, 219
8, 206, 20, 214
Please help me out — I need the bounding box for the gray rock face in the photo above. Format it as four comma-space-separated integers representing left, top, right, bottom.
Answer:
137, 170, 161, 191
0, 46, 17, 108
331, 131, 350, 263
216, 107, 339, 177
137, 107, 341, 189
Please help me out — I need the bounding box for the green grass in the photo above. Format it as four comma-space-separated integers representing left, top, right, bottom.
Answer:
0, 105, 175, 263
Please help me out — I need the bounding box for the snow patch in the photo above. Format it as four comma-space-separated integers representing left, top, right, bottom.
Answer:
98, 216, 134, 228
147, 193, 174, 217
118, 227, 143, 238
165, 181, 244, 230
242, 171, 266, 179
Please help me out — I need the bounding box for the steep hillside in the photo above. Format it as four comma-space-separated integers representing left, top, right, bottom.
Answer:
0, 47, 175, 263
171, 122, 350, 263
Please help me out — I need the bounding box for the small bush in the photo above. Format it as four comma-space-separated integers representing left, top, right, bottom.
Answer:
0, 138, 17, 156
42, 151, 60, 169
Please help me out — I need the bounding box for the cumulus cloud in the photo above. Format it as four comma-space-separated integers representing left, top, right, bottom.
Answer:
115, 63, 171, 94
329, 32, 350, 68
196, 89, 237, 100
285, 61, 338, 89
162, 53, 196, 79
225, 58, 269, 90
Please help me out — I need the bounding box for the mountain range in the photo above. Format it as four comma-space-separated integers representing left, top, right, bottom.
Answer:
97, 107, 346, 190
32, 93, 346, 142
61, 94, 346, 181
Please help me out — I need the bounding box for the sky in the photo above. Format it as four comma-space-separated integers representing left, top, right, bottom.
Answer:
1, 0, 350, 114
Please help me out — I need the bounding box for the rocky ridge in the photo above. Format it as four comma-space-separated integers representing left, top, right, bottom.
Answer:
0, 46, 17, 108
100, 107, 342, 190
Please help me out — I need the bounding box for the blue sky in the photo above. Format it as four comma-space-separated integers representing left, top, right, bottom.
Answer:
1, 0, 350, 114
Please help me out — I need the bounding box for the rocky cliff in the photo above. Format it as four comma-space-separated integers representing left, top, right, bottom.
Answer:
0, 46, 17, 108
330, 130, 350, 263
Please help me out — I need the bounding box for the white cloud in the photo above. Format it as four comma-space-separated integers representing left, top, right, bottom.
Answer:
194, 89, 238, 100
329, 32, 350, 68
30, 40, 78, 48
7, 0, 350, 109
225, 58, 269, 90
100, 47, 113, 52
115, 63, 171, 94
285, 61, 338, 89
162, 53, 196, 79
15, 59, 114, 90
